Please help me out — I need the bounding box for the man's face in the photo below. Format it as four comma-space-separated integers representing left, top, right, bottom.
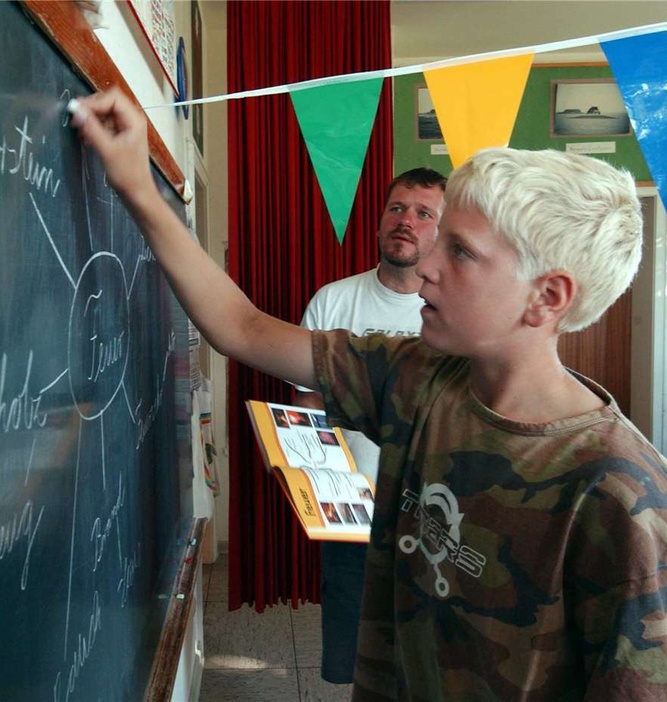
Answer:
378, 184, 444, 268
417, 202, 534, 359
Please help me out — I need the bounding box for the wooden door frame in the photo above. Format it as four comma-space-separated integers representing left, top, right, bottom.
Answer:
632, 187, 667, 452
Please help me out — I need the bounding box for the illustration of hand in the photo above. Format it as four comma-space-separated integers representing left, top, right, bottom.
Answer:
284, 433, 326, 467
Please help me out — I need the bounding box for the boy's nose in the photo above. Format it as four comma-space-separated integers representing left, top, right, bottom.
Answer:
416, 246, 438, 281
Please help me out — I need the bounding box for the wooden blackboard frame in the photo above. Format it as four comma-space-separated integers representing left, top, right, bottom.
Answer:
21, 0, 186, 199
145, 517, 207, 702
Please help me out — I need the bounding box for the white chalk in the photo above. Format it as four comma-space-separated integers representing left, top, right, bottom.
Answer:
67, 99, 89, 126
183, 179, 194, 204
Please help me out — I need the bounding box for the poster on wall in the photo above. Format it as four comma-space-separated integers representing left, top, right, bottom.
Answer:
550, 79, 631, 138
127, 0, 178, 95
191, 0, 204, 154
415, 85, 443, 141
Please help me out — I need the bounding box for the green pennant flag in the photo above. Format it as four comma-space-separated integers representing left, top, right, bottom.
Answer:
290, 78, 384, 244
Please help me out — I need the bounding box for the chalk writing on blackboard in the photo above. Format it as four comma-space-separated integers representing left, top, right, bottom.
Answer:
0, 4, 191, 699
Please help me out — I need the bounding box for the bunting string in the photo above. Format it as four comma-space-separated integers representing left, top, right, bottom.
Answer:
144, 21, 667, 110
138, 18, 667, 242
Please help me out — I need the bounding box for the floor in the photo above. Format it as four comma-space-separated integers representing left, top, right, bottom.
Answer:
199, 553, 352, 702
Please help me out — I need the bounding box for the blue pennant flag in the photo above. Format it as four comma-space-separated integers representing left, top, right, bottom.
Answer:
601, 30, 667, 211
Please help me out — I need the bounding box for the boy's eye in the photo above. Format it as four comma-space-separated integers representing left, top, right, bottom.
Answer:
452, 243, 470, 260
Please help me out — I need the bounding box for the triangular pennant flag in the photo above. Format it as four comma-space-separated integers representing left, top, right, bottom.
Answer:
424, 53, 534, 168
290, 78, 384, 244
601, 31, 667, 212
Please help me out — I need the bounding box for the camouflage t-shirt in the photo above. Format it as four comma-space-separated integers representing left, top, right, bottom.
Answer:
313, 330, 667, 701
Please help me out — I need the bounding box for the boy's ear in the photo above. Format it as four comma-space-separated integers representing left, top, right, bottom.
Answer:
524, 271, 576, 328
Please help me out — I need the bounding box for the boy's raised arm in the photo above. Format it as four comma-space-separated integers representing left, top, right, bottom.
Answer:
69, 88, 316, 390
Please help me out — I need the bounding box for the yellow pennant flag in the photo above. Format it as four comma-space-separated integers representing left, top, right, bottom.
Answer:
424, 53, 534, 168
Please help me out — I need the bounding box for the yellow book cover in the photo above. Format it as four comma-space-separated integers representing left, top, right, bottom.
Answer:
245, 400, 374, 542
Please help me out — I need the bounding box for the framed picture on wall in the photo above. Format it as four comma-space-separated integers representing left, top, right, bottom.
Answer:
415, 85, 443, 140
550, 78, 631, 138
191, 0, 204, 155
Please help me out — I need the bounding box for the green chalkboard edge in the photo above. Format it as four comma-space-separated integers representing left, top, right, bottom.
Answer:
144, 517, 208, 702
20, 0, 187, 200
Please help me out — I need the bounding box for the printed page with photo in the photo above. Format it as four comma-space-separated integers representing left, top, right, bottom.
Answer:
246, 400, 375, 542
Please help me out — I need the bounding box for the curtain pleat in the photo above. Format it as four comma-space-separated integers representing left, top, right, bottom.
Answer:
227, 0, 392, 611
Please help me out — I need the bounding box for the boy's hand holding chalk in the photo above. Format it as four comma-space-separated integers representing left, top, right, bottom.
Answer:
67, 89, 155, 206
67, 98, 88, 124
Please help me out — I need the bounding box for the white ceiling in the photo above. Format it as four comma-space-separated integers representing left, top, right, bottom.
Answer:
391, 1, 667, 65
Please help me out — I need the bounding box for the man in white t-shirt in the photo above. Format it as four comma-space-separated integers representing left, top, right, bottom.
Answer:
294, 167, 446, 684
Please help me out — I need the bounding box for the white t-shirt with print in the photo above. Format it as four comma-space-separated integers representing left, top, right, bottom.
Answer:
298, 267, 424, 482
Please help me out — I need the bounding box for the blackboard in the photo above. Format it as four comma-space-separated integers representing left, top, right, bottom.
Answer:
0, 2, 194, 700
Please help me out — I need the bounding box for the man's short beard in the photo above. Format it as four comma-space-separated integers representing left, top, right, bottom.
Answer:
383, 250, 418, 268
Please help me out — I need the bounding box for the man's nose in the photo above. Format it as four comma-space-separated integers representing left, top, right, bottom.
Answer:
398, 208, 415, 228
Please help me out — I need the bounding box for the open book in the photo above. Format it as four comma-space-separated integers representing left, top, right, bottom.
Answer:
245, 400, 375, 542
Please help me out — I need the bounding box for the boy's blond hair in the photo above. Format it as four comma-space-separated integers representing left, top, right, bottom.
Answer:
445, 148, 643, 332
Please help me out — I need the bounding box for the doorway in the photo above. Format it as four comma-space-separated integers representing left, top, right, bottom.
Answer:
558, 188, 666, 454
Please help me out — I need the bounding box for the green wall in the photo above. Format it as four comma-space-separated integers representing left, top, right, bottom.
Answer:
393, 65, 651, 181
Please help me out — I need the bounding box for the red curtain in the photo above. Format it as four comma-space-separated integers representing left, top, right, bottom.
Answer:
227, 0, 393, 611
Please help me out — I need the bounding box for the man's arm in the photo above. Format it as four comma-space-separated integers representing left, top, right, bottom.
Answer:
69, 89, 316, 390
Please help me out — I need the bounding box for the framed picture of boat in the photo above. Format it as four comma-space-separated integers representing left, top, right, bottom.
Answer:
550, 78, 631, 138
415, 85, 444, 141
